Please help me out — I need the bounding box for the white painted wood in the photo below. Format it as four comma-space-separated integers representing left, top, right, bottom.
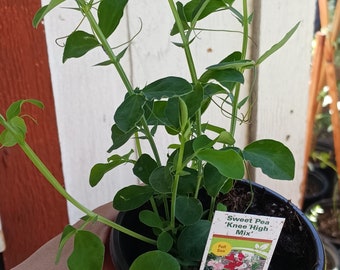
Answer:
253, 1, 315, 207
127, 0, 249, 156
42, 0, 138, 223
0, 217, 5, 252
41, 0, 314, 222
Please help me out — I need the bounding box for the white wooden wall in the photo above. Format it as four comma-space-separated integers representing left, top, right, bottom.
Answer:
42, 0, 315, 223
253, 1, 315, 205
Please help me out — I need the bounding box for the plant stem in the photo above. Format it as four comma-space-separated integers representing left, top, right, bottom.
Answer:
80, 3, 161, 165
167, 0, 220, 216
1, 112, 156, 244
18, 140, 156, 245
82, 5, 133, 95
208, 197, 216, 221
170, 136, 186, 230
229, 0, 249, 137
167, 0, 198, 83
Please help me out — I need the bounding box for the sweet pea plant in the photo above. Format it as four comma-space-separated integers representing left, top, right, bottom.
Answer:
0, 0, 298, 269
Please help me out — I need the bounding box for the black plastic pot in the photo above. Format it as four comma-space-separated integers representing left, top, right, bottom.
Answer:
110, 180, 325, 270
322, 237, 340, 270
305, 198, 340, 248
109, 202, 156, 270
303, 169, 332, 211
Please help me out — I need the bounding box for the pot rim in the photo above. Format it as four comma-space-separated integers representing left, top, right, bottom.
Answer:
110, 179, 326, 269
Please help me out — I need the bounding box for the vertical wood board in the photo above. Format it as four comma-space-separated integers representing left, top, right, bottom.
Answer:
253, 1, 315, 206
41, 0, 139, 223
0, 1, 68, 268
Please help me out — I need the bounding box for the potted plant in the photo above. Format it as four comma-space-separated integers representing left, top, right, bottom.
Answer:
0, 0, 325, 269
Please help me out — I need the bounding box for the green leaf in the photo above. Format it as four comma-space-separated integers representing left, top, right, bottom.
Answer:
130, 251, 180, 270
142, 77, 193, 100
243, 139, 295, 180
192, 135, 214, 151
170, 0, 226, 35
98, 0, 128, 38
166, 142, 195, 176
185, 0, 226, 21
229, 6, 244, 24
6, 99, 44, 120
175, 196, 203, 225
200, 69, 244, 90
177, 220, 211, 261
203, 163, 228, 197
0, 100, 43, 147
181, 83, 204, 118
178, 97, 188, 131
108, 124, 137, 152
116, 47, 128, 62
93, 49, 127, 66
196, 148, 244, 179
139, 210, 163, 229
114, 94, 146, 132
63, 31, 100, 63
165, 98, 180, 128
0, 130, 17, 147
203, 83, 226, 98
32, 0, 65, 28
133, 154, 158, 184
200, 125, 235, 145
219, 178, 234, 194
207, 59, 255, 70
67, 230, 104, 270
149, 166, 173, 194
113, 185, 154, 211
256, 22, 300, 65
201, 51, 242, 83
170, 2, 190, 36
94, 60, 113, 66
177, 168, 198, 195
146, 101, 168, 126
237, 96, 249, 109
157, 232, 173, 252
56, 225, 76, 263
216, 131, 235, 145
6, 116, 27, 144
10, 117, 27, 139
216, 202, 228, 211
89, 150, 134, 187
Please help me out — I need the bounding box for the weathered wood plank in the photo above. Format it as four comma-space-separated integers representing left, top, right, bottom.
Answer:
252, 1, 315, 206
0, 1, 68, 268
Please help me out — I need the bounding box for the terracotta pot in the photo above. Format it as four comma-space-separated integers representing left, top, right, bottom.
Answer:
110, 180, 325, 270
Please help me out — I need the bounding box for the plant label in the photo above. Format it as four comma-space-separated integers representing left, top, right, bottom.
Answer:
200, 211, 285, 270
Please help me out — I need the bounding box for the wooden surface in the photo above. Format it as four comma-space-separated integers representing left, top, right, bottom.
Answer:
324, 0, 340, 190
0, 1, 68, 269
301, 33, 326, 203
252, 1, 315, 206
41, 0, 139, 224
12, 203, 117, 270
302, 0, 340, 199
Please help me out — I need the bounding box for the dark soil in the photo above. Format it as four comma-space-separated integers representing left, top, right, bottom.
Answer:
217, 181, 320, 270
111, 181, 323, 270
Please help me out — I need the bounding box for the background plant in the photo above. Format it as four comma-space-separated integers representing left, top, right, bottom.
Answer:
0, 0, 297, 269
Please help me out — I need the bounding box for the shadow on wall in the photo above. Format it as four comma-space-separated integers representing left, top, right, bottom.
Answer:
0, 254, 4, 270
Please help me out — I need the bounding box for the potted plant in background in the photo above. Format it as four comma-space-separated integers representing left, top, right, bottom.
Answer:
304, 2, 340, 267
0, 0, 325, 269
